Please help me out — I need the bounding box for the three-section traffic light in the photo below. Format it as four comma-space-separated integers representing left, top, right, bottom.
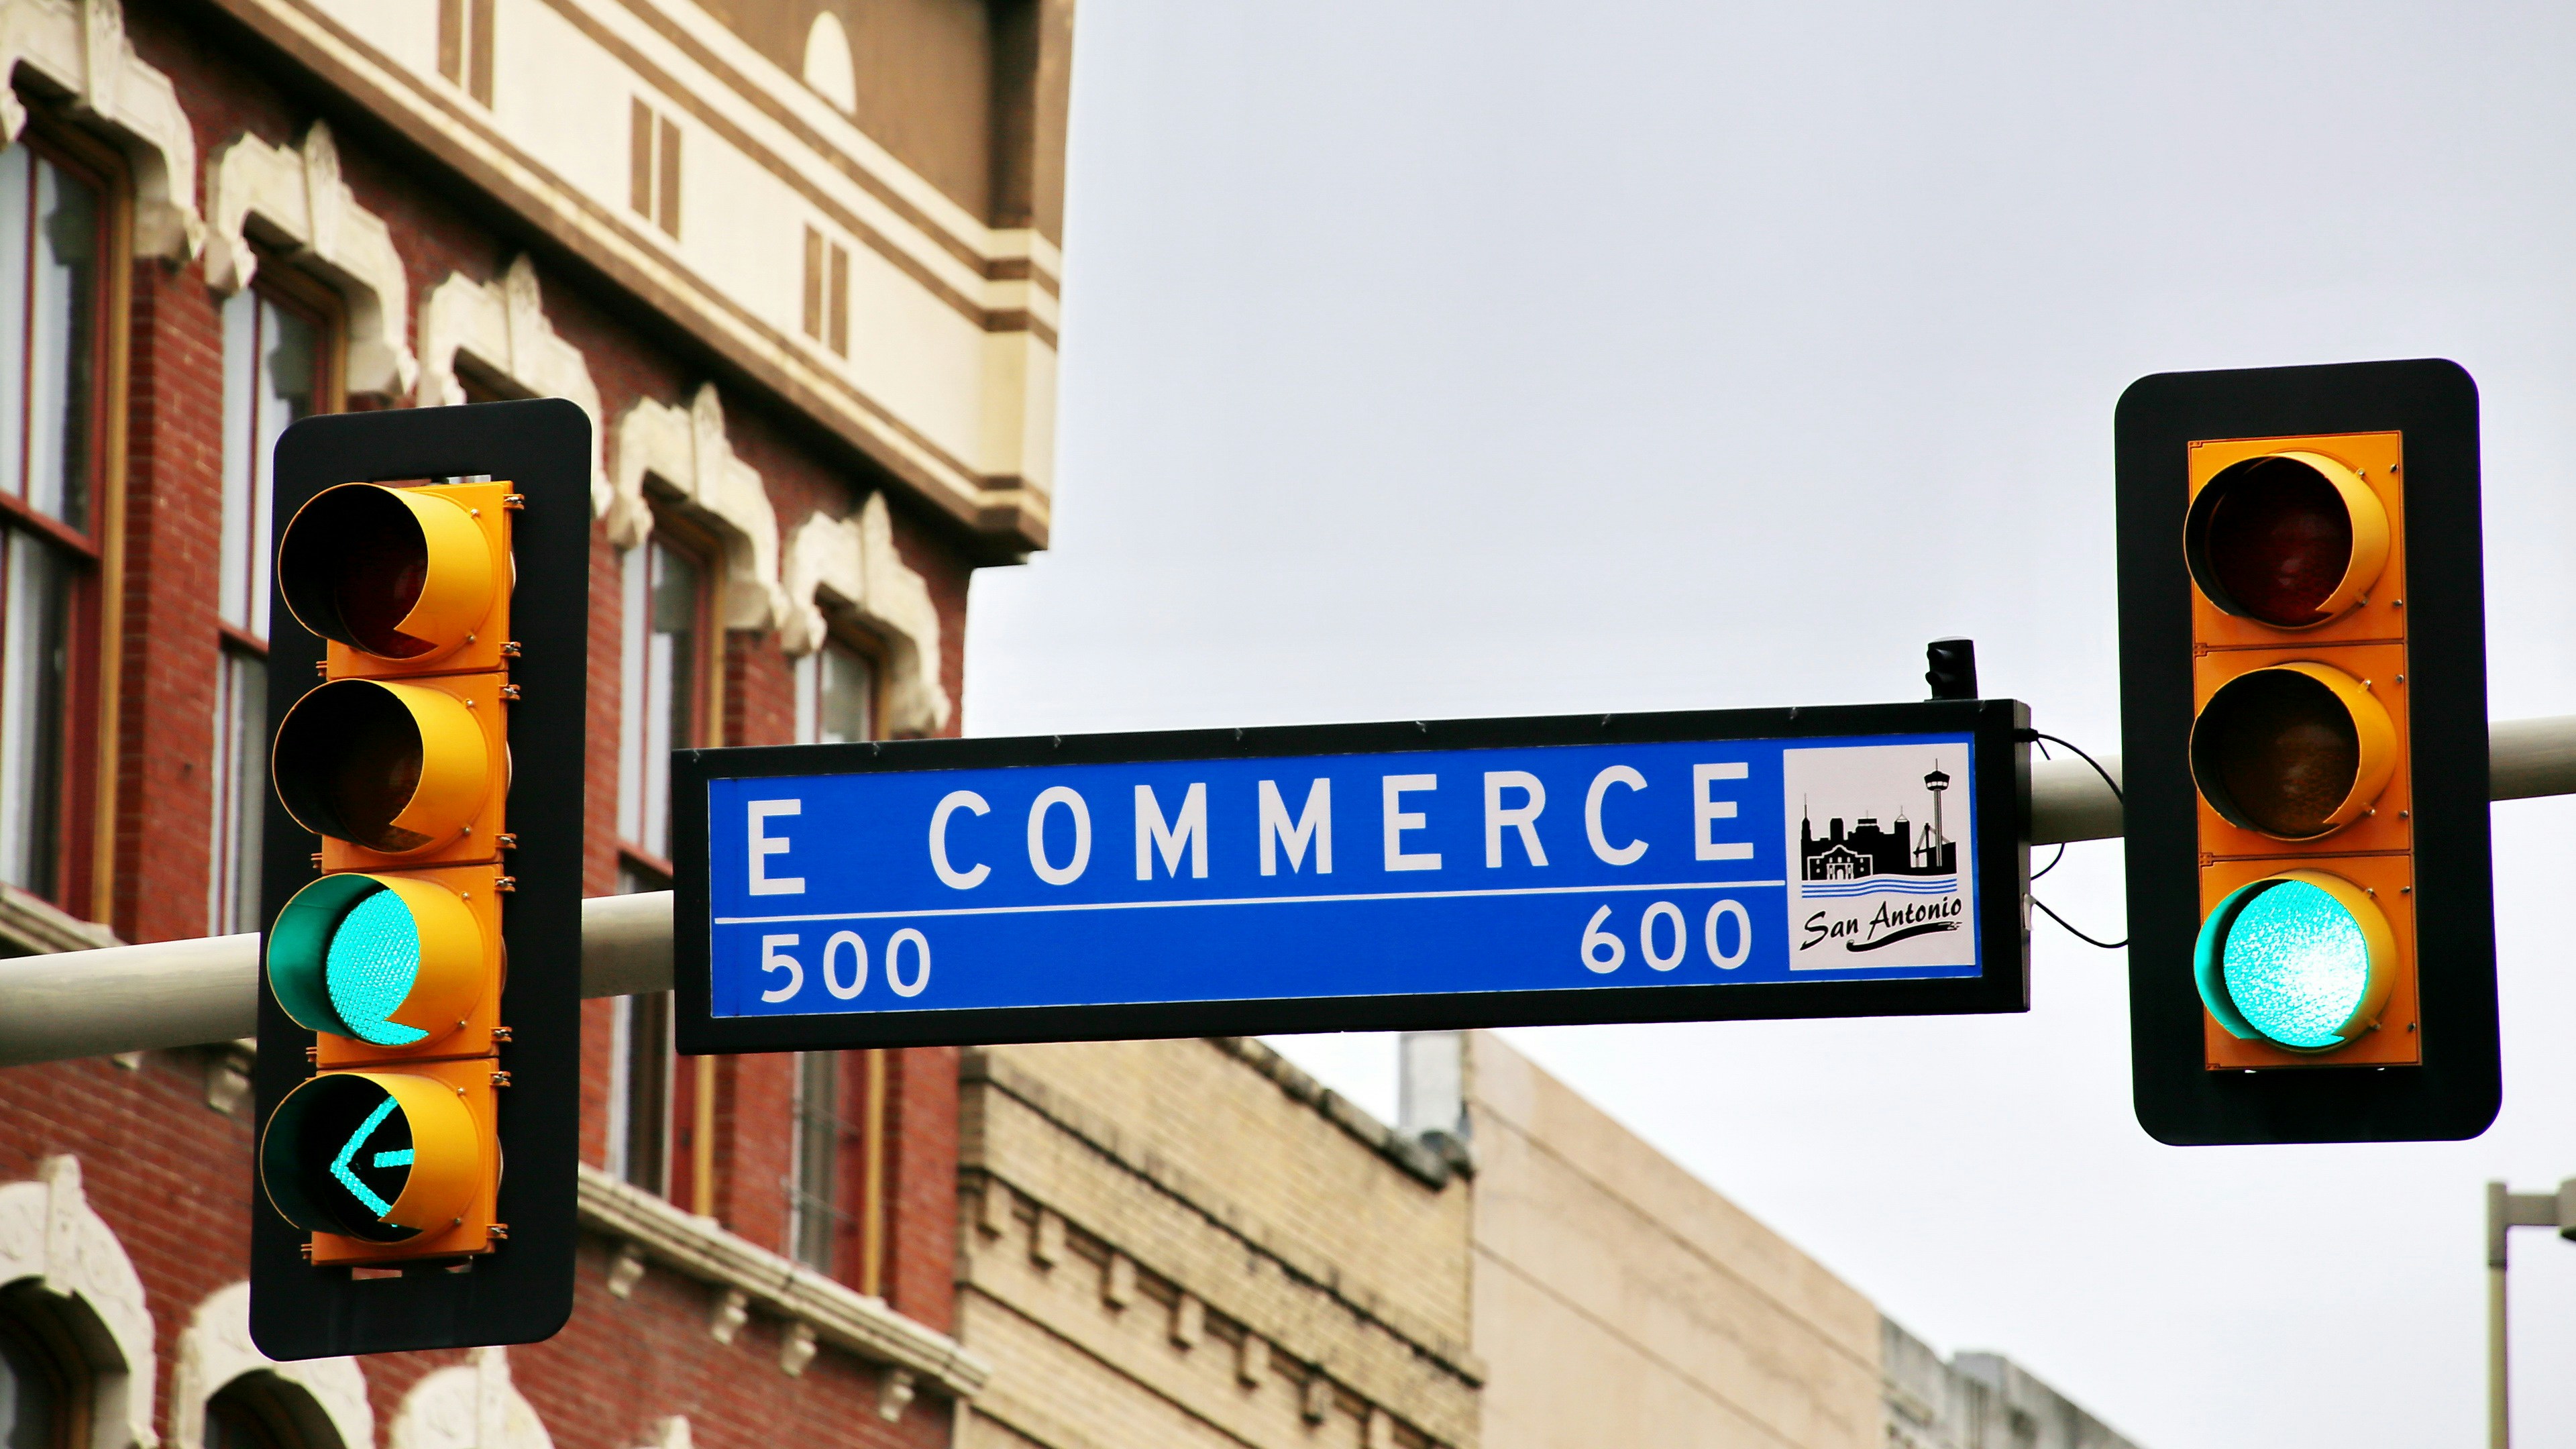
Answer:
2116, 360, 2498, 1144
250, 401, 590, 1359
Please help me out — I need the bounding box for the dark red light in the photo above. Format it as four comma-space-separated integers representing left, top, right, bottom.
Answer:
2186, 456, 2353, 627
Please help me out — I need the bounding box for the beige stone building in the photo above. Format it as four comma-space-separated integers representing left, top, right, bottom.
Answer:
955, 1038, 1483, 1449
1401, 1030, 2142, 1449
947, 1029, 2137, 1449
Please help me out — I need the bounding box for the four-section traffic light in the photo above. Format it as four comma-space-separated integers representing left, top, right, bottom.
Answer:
2116, 360, 2498, 1144
260, 477, 515, 1264
251, 400, 591, 1359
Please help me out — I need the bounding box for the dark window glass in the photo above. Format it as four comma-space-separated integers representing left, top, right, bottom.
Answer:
0, 1311, 67, 1449
205, 1376, 297, 1449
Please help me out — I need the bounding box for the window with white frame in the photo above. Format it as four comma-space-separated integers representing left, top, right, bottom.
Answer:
788, 1050, 839, 1272
210, 284, 327, 934
612, 524, 714, 1197
794, 636, 873, 746
616, 533, 711, 872
0, 137, 111, 915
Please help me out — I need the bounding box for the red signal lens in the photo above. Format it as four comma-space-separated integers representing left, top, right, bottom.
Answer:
278, 484, 498, 663
2187, 456, 2358, 627
282, 485, 435, 655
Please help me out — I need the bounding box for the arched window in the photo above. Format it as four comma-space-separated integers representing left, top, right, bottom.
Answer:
0, 1289, 87, 1449
203, 1375, 303, 1449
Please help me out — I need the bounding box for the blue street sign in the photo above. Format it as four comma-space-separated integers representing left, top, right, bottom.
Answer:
674, 702, 2030, 1053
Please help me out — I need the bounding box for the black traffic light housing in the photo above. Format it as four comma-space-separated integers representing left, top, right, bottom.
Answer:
2114, 359, 2497, 1144
1926, 637, 1980, 700
250, 400, 590, 1356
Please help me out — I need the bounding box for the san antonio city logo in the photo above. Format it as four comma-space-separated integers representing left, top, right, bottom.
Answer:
1796, 761, 1966, 954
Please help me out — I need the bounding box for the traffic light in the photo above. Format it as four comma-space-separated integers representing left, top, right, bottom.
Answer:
2115, 360, 2498, 1144
250, 400, 590, 1358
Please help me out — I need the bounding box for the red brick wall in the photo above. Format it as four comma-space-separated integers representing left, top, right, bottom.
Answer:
0, 1055, 951, 1449
0, 3, 990, 1444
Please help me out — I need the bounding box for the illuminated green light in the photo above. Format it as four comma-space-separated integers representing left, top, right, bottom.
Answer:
330, 1095, 402, 1216
325, 889, 427, 1045
2200, 879, 2374, 1050
263, 1073, 423, 1241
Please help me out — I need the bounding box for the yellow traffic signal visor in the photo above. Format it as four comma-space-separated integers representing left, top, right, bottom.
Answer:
2189, 661, 2397, 840
260, 1071, 483, 1241
2195, 871, 2397, 1053
278, 483, 498, 661
268, 873, 490, 1047
2184, 451, 2391, 629
274, 679, 490, 855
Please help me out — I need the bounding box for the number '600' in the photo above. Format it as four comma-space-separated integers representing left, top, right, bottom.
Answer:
1580, 900, 1752, 974
757, 929, 931, 1003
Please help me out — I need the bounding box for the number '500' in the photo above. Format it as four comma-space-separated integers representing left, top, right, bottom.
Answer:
757, 930, 931, 1003
1580, 900, 1752, 974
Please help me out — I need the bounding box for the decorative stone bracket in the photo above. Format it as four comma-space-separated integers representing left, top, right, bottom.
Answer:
170, 1282, 372, 1449
0, 0, 203, 260
780, 493, 951, 737
203, 123, 418, 400
388, 1348, 549, 1449
418, 258, 610, 517
608, 385, 789, 631
0, 1156, 158, 1449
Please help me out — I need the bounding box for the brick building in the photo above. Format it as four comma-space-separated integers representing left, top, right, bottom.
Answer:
0, 1, 1069, 1446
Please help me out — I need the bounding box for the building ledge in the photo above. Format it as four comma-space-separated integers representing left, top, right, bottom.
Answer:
577, 1164, 991, 1400
0, 884, 121, 957
1209, 1038, 1472, 1185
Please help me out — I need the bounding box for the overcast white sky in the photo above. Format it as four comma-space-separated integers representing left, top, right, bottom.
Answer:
962, 5, 2576, 1444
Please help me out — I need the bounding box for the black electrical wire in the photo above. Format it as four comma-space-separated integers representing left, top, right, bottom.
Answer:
2033, 896, 2129, 951
2021, 730, 2127, 949
2031, 841, 2066, 881
2025, 729, 2123, 804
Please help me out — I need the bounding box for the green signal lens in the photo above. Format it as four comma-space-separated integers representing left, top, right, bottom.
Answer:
268, 873, 486, 1049
2194, 872, 2394, 1053
325, 889, 428, 1045
2222, 881, 2368, 1049
260, 1073, 419, 1240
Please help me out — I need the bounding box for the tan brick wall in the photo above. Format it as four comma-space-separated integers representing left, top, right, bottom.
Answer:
958, 1040, 1478, 1449
1466, 1033, 1882, 1449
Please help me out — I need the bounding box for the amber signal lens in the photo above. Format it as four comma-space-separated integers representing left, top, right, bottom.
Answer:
2184, 453, 2390, 628
2189, 663, 2396, 840
273, 680, 490, 855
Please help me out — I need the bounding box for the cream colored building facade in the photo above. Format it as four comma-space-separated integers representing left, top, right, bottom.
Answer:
208, 0, 1067, 557
955, 1038, 1483, 1449
1404, 1030, 2142, 1449
952, 1030, 2140, 1449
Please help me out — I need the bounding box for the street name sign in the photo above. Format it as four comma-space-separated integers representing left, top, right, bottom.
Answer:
674, 700, 2031, 1053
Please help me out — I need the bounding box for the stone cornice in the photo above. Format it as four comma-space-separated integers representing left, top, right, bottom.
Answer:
576, 1165, 991, 1401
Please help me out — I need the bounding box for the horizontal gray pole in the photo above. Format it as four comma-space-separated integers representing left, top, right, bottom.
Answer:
0, 890, 672, 1068
2028, 711, 2576, 845
6, 715, 2576, 1067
